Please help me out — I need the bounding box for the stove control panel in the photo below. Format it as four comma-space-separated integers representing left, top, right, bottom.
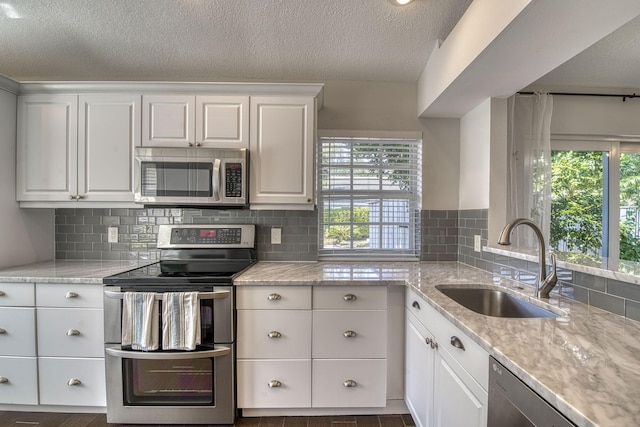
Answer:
157, 224, 255, 248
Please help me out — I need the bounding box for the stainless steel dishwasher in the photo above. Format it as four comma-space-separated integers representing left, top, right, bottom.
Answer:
488, 357, 576, 427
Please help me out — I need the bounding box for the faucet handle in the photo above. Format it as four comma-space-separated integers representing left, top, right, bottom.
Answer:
539, 253, 558, 298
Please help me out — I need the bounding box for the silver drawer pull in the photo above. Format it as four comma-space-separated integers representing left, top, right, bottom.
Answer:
268, 380, 282, 388
425, 337, 438, 349
267, 331, 282, 338
65, 292, 79, 299
0, 328, 6, 335
0, 291, 5, 296
66, 329, 81, 336
343, 380, 357, 388
267, 293, 282, 301
412, 300, 421, 309
343, 330, 357, 338
343, 294, 357, 301
67, 378, 82, 386
0, 377, 8, 383
450, 336, 465, 351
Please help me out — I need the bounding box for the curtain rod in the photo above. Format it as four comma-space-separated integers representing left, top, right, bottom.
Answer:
517, 91, 638, 102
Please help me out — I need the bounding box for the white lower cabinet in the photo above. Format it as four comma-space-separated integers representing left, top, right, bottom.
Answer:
312, 359, 387, 408
405, 289, 488, 427
0, 356, 38, 405
237, 285, 390, 412
38, 357, 106, 406
237, 359, 311, 408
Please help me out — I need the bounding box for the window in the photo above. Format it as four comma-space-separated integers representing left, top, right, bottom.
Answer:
317, 131, 422, 259
550, 136, 640, 264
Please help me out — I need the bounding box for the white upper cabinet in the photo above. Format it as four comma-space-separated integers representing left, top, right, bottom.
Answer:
249, 96, 315, 209
17, 94, 78, 201
78, 94, 140, 202
142, 95, 249, 148
17, 94, 140, 203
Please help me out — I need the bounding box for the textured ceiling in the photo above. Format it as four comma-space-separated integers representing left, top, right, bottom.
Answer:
0, 0, 473, 83
529, 14, 640, 92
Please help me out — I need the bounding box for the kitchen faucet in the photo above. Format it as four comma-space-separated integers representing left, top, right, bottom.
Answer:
498, 218, 558, 298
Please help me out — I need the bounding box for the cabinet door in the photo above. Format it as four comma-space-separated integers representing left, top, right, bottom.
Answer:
405, 312, 435, 427
16, 94, 78, 201
142, 95, 195, 147
434, 348, 488, 427
250, 96, 315, 208
196, 95, 249, 148
78, 94, 141, 201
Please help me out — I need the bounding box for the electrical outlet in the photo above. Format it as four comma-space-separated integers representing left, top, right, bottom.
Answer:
108, 226, 119, 243
474, 235, 482, 252
271, 227, 282, 245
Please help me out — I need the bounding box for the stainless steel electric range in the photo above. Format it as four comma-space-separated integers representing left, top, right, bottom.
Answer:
102, 224, 256, 425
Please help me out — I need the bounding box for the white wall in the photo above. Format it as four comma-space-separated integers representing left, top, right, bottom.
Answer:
318, 80, 460, 210
0, 87, 54, 268
459, 99, 491, 210
551, 96, 640, 135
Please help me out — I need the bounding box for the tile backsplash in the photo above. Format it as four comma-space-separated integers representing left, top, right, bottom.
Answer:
54, 206, 640, 320
55, 208, 317, 262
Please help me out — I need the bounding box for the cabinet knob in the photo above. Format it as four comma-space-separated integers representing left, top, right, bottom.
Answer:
0, 328, 6, 335
0, 290, 5, 296
66, 329, 81, 336
67, 378, 82, 386
188, 142, 194, 147
68, 195, 77, 200
450, 336, 465, 351
195, 142, 202, 147
267, 293, 281, 301
267, 331, 282, 338
65, 292, 79, 299
343, 330, 357, 338
425, 337, 438, 349
0, 377, 8, 384
412, 300, 420, 309
343, 380, 357, 388
343, 294, 357, 301
76, 195, 85, 200
268, 380, 282, 388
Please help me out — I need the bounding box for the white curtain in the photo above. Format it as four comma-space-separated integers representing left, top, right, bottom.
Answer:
506, 94, 554, 247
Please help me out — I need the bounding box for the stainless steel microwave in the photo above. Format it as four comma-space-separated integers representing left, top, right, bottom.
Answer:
134, 147, 248, 207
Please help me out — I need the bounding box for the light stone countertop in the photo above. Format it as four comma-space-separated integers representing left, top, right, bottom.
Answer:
0, 260, 152, 284
236, 261, 640, 427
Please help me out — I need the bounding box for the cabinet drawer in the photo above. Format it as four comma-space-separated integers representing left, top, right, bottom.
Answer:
237, 286, 311, 310
36, 283, 103, 308
0, 356, 38, 405
312, 359, 386, 408
313, 286, 387, 310
0, 307, 36, 357
38, 357, 106, 406
238, 310, 311, 359
237, 359, 311, 408
312, 310, 387, 359
37, 308, 104, 357
406, 288, 438, 329
0, 283, 35, 307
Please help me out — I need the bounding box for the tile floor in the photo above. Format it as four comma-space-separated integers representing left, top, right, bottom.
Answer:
0, 412, 416, 427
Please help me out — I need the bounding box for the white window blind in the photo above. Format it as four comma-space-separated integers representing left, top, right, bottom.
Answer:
318, 134, 422, 259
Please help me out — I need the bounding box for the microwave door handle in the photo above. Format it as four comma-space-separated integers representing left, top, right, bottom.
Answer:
212, 159, 221, 201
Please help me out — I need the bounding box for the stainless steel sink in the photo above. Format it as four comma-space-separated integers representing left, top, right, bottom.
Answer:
435, 285, 559, 318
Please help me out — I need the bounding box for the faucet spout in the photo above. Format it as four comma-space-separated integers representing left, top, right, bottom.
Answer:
498, 218, 558, 298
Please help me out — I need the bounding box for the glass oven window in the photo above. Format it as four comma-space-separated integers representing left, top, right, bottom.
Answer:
124, 358, 215, 405
141, 161, 213, 197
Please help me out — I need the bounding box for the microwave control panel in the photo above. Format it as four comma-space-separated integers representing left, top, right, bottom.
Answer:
225, 163, 243, 198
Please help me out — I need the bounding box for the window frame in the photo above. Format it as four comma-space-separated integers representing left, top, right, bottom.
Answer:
317, 130, 422, 260
551, 134, 640, 264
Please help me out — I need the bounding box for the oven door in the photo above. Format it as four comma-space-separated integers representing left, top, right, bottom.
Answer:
105, 344, 235, 424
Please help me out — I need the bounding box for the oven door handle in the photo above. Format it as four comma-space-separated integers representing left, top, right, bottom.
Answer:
105, 344, 231, 360
103, 290, 230, 301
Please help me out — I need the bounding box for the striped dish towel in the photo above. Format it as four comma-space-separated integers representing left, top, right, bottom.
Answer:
122, 292, 159, 351
162, 292, 201, 351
